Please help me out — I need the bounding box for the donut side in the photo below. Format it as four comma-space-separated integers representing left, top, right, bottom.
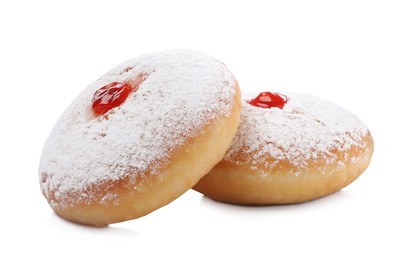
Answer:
193, 131, 373, 204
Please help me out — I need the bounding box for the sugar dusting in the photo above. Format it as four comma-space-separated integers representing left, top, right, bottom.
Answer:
39, 50, 236, 208
224, 92, 369, 172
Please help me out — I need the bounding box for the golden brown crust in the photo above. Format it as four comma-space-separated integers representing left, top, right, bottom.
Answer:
51, 85, 241, 226
193, 132, 373, 205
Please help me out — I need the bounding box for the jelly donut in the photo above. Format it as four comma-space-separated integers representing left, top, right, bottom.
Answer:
39, 50, 241, 226
194, 91, 373, 204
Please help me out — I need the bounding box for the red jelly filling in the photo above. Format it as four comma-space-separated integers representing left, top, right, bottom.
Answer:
248, 92, 288, 109
92, 82, 133, 116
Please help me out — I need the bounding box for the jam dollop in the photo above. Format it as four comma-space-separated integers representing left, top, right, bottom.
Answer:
92, 82, 133, 116
248, 92, 288, 109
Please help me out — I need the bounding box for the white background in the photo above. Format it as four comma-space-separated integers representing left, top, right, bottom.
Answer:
1, 0, 403, 259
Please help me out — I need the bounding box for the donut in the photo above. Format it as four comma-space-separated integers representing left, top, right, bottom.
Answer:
193, 91, 373, 204
39, 50, 241, 226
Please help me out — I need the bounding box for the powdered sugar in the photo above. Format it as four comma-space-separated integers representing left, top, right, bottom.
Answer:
39, 50, 236, 207
224, 92, 369, 171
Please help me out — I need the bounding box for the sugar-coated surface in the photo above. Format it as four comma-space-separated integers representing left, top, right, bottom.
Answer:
39, 50, 236, 208
224, 92, 369, 172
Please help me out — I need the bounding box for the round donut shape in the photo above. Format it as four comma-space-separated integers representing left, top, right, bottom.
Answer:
193, 92, 374, 205
39, 50, 241, 226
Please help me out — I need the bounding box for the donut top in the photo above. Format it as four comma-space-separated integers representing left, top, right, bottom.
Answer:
224, 92, 369, 173
39, 50, 236, 207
